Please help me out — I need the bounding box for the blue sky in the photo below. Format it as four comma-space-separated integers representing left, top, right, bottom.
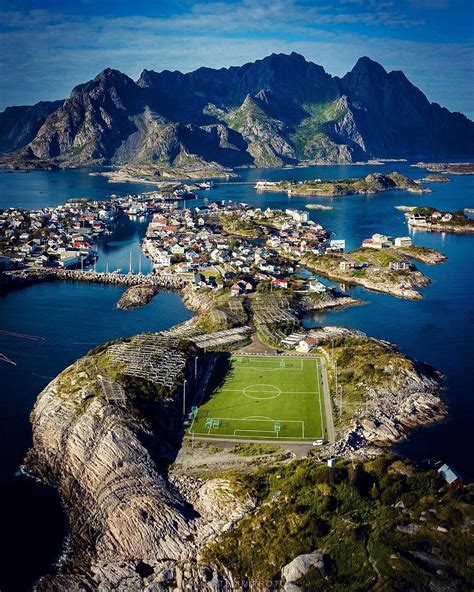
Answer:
0, 0, 473, 117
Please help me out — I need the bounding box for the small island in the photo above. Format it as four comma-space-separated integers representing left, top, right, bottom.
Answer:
255, 172, 431, 197
284, 233, 446, 300
412, 162, 474, 175
421, 173, 451, 183
407, 207, 474, 233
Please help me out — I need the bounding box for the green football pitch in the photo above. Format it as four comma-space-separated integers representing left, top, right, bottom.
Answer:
188, 355, 326, 442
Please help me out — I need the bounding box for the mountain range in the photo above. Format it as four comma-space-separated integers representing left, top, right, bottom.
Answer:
1, 52, 473, 172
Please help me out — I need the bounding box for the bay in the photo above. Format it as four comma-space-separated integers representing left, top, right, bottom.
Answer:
0, 162, 473, 590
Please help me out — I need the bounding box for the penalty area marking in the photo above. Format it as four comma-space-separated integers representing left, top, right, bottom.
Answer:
235, 357, 304, 372
190, 416, 306, 439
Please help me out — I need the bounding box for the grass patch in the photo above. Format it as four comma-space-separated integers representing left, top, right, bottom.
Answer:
230, 443, 281, 456
203, 457, 474, 591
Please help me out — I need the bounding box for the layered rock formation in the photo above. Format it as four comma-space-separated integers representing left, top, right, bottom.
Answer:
2, 53, 473, 171
310, 327, 446, 458
23, 322, 448, 589
24, 342, 252, 590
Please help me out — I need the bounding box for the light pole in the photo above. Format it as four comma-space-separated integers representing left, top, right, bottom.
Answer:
194, 356, 198, 380
183, 379, 187, 416
339, 385, 343, 422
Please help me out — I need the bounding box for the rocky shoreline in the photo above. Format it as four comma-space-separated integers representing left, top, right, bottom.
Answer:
298, 259, 430, 300
23, 322, 447, 589
24, 350, 247, 591
412, 162, 474, 175
395, 246, 448, 265
408, 220, 474, 233
296, 291, 362, 313
258, 172, 431, 197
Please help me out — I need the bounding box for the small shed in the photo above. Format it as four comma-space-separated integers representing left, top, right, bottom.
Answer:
437, 464, 463, 487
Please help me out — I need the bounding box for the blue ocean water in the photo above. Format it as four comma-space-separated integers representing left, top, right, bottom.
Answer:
0, 163, 473, 590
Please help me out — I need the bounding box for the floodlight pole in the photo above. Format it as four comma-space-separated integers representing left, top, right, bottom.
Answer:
339, 385, 343, 422
183, 379, 187, 415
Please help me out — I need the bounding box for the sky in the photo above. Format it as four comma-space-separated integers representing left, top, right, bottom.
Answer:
0, 0, 473, 118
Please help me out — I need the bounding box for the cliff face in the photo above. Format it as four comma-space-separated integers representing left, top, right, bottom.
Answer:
0, 100, 63, 153
24, 342, 252, 590
23, 324, 449, 590
341, 57, 474, 158
2, 53, 473, 170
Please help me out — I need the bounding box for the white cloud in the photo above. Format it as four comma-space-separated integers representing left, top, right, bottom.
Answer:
0, 1, 472, 116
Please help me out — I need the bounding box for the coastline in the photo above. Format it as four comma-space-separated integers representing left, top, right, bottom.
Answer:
408, 221, 474, 233
1, 160, 472, 588
22, 317, 446, 589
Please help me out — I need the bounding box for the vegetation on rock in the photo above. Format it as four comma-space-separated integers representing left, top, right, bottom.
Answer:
205, 456, 473, 591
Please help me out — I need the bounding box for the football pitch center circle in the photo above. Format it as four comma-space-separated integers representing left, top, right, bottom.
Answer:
243, 384, 282, 400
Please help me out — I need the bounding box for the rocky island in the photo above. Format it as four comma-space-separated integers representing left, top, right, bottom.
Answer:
421, 173, 451, 183
117, 284, 160, 310
256, 172, 430, 197
412, 162, 474, 175
286, 244, 446, 300
23, 314, 470, 591
407, 207, 474, 233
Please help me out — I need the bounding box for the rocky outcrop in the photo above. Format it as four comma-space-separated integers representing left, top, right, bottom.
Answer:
321, 331, 446, 458
117, 284, 159, 309
0, 99, 63, 153
412, 162, 474, 175
24, 345, 254, 590
281, 551, 324, 591
2, 53, 472, 171
264, 172, 431, 197
181, 285, 217, 314
297, 291, 362, 313
300, 257, 431, 301
396, 247, 448, 265
421, 174, 451, 183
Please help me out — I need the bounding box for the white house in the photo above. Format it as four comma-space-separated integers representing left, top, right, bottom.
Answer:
285, 209, 309, 223
309, 279, 327, 294
154, 251, 172, 267
394, 236, 412, 248
296, 337, 318, 353
329, 239, 346, 251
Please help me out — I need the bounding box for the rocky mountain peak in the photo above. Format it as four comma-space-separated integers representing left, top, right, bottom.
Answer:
343, 56, 387, 89
71, 68, 137, 98
1, 52, 472, 168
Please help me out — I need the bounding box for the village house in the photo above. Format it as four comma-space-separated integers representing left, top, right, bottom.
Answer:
339, 261, 354, 271
309, 279, 327, 293
437, 464, 463, 487
362, 234, 393, 249
296, 337, 317, 353
389, 261, 410, 271
394, 236, 412, 248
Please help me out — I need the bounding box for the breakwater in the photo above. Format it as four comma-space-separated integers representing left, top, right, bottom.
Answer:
1, 268, 191, 292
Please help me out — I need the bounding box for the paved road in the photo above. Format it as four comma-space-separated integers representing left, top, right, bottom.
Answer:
320, 356, 336, 444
